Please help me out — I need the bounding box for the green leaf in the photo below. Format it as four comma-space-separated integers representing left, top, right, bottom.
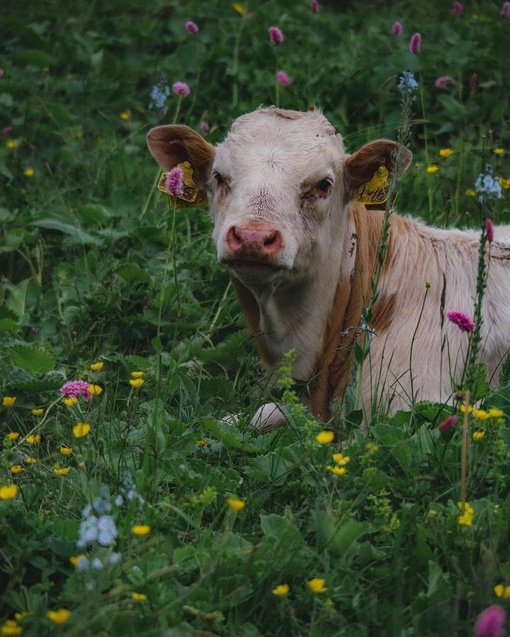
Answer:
11, 346, 55, 374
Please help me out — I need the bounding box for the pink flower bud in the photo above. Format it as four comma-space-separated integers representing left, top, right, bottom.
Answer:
438, 415, 457, 431
165, 167, 184, 196
276, 70, 291, 86
185, 21, 199, 34
502, 2, 510, 18
446, 310, 475, 333
474, 605, 506, 637
409, 32, 421, 54
469, 72, 478, 91
268, 26, 283, 46
392, 21, 403, 35
311, 0, 319, 13
2, 125, 12, 136
172, 82, 190, 97
435, 76, 454, 88
200, 121, 210, 134
452, 2, 464, 15
486, 218, 494, 243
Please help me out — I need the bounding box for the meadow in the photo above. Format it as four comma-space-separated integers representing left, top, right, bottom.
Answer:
1, 0, 510, 635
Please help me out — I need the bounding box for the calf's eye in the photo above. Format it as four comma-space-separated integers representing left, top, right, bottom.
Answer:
303, 178, 333, 199
316, 178, 332, 193
213, 171, 225, 186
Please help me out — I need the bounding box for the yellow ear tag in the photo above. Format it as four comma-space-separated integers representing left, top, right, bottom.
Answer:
157, 161, 208, 208
355, 165, 397, 207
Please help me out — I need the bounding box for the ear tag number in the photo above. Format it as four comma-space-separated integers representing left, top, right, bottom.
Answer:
157, 161, 208, 208
355, 165, 397, 207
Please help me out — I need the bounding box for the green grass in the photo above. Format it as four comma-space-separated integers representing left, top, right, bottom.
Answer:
1, 1, 510, 635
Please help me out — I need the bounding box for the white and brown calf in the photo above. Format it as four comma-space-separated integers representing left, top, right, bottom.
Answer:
147, 107, 510, 428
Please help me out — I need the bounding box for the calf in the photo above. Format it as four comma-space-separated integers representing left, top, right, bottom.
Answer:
147, 107, 510, 428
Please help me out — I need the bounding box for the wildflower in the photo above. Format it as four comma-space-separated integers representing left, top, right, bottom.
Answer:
129, 378, 144, 388
233, 3, 246, 16
64, 396, 78, 407
59, 446, 73, 456
435, 76, 454, 89
475, 165, 503, 202
473, 605, 506, 637
47, 609, 71, 625
78, 513, 118, 547
397, 71, 419, 92
366, 441, 379, 453
426, 165, 439, 174
73, 422, 91, 438
3, 125, 12, 136
272, 583, 290, 596
0, 484, 18, 500
499, 178, 510, 190
10, 465, 23, 474
7, 432, 19, 441
172, 81, 190, 97
3, 396, 16, 407
0, 619, 22, 635
392, 21, 403, 35
276, 70, 291, 86
316, 430, 335, 444
165, 166, 184, 196
332, 453, 350, 465
502, 2, 510, 18
60, 380, 92, 401
24, 168, 34, 177
409, 32, 421, 54
438, 415, 457, 431
466, 188, 477, 197
308, 578, 327, 593
195, 438, 208, 447
473, 431, 486, 441
469, 72, 478, 91
88, 384, 103, 396
26, 434, 41, 445
452, 2, 464, 15
311, 0, 319, 13
132, 524, 151, 536
493, 148, 505, 156
25, 457, 37, 464
185, 20, 199, 34
131, 371, 144, 378
326, 465, 347, 476
488, 408, 504, 418
53, 466, 71, 476
494, 584, 510, 599
31, 408, 44, 416
473, 409, 490, 420
200, 121, 210, 134
458, 501, 474, 526
149, 75, 170, 109
90, 361, 104, 371
227, 497, 246, 511
6, 140, 18, 149
269, 26, 284, 46
446, 310, 475, 333
70, 554, 88, 568
486, 218, 495, 243
131, 592, 148, 602
439, 148, 453, 157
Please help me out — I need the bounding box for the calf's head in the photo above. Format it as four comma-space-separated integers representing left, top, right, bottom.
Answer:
147, 108, 411, 292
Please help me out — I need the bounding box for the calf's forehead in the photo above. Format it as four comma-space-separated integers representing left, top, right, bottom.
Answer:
214, 109, 346, 179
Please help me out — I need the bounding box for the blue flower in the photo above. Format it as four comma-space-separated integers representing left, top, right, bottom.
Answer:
398, 71, 419, 92
150, 74, 171, 110
475, 164, 503, 202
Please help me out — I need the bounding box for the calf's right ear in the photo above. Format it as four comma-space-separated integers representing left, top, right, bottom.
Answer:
146, 125, 215, 188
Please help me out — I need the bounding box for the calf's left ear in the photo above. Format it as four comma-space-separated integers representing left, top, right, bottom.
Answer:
343, 139, 412, 200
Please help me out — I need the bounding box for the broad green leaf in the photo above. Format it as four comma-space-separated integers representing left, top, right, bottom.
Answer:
11, 346, 55, 374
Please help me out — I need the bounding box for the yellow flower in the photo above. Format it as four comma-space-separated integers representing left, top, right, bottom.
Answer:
73, 422, 91, 438
458, 502, 474, 527
499, 177, 510, 190
9, 465, 23, 474
473, 409, 489, 420
90, 361, 104, 371
195, 439, 208, 447
472, 431, 486, 441
272, 584, 290, 596
227, 497, 246, 511
25, 457, 37, 464
308, 578, 327, 593
59, 446, 73, 456
131, 592, 147, 602
70, 555, 87, 567
64, 396, 78, 407
119, 111, 130, 121
6, 140, 19, 149
47, 609, 71, 625
0, 484, 18, 500
88, 384, 103, 396
366, 442, 379, 453
315, 430, 335, 444
494, 584, 510, 599
2, 396, 16, 407
233, 2, 246, 15
488, 408, 504, 418
130, 371, 144, 378
0, 620, 23, 635
7, 432, 19, 441
465, 188, 477, 197
493, 148, 505, 156
129, 378, 144, 388
332, 453, 350, 465
439, 148, 453, 158
26, 434, 41, 445
31, 408, 44, 416
131, 524, 151, 536
53, 466, 71, 476
425, 165, 439, 174
326, 465, 348, 476
460, 404, 473, 414
23, 168, 34, 177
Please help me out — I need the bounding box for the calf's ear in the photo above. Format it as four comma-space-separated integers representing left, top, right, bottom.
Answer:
344, 140, 412, 200
146, 125, 215, 187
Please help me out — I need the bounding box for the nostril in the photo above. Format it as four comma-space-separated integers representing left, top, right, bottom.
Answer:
264, 232, 276, 246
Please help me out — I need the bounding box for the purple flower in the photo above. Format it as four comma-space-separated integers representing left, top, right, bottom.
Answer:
311, 0, 319, 13
435, 76, 454, 88
276, 70, 291, 86
269, 26, 284, 46
200, 121, 210, 134
452, 2, 464, 15
502, 2, 510, 18
469, 72, 478, 91
438, 415, 457, 431
60, 380, 92, 401
409, 32, 421, 54
392, 21, 403, 35
165, 167, 184, 196
486, 218, 494, 243
2, 125, 12, 136
185, 20, 199, 34
446, 310, 475, 333
172, 81, 190, 97
474, 605, 506, 637
0, 69, 3, 78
